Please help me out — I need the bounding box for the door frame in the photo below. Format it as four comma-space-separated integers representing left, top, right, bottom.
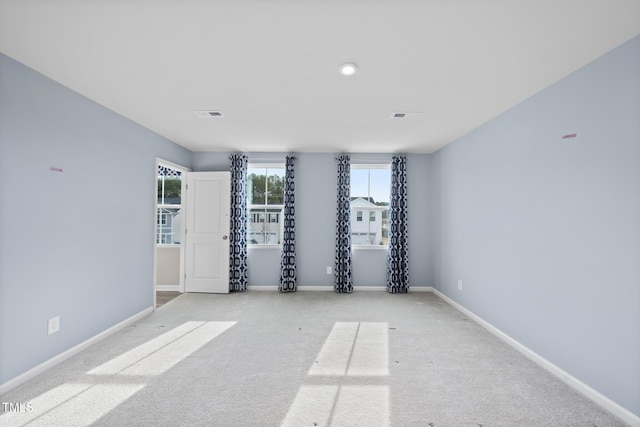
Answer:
153, 158, 190, 310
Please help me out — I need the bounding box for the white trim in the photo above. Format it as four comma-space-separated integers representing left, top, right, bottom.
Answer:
156, 285, 180, 292
431, 288, 640, 427
247, 162, 285, 169
350, 163, 391, 170
156, 158, 191, 173
246, 285, 434, 292
355, 286, 386, 291
299, 286, 334, 291
0, 307, 153, 395
154, 158, 190, 302
153, 161, 158, 310
247, 244, 282, 250
410, 286, 433, 292
178, 174, 187, 293
246, 285, 337, 291
352, 245, 388, 251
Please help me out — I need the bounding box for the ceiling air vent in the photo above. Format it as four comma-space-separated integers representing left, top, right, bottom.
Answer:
391, 112, 420, 119
193, 110, 223, 118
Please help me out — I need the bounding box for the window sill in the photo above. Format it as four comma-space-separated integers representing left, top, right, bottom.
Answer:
248, 245, 282, 250
352, 245, 388, 251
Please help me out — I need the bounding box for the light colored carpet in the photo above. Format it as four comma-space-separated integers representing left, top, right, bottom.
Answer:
155, 291, 180, 308
0, 291, 627, 426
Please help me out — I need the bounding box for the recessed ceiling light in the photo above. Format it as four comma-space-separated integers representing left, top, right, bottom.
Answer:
391, 112, 421, 119
193, 110, 223, 118
339, 63, 358, 76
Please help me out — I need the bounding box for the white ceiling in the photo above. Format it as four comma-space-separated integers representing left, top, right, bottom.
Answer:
1, 0, 639, 154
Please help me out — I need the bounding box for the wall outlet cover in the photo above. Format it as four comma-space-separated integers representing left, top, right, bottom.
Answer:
48, 316, 60, 335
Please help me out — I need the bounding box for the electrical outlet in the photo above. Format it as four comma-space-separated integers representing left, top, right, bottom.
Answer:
48, 316, 60, 335
457, 280, 463, 291
326, 266, 332, 275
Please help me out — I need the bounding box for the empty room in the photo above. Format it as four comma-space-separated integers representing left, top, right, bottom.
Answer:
1, 1, 639, 426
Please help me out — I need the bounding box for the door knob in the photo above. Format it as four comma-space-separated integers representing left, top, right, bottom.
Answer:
223, 235, 228, 240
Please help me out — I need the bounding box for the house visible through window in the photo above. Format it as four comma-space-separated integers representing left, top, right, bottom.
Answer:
350, 165, 390, 246
157, 165, 182, 245
247, 164, 285, 245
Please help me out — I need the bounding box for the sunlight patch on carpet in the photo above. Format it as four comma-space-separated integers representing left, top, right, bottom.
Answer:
347, 323, 389, 376
332, 385, 389, 426
281, 385, 389, 427
308, 322, 358, 376
2, 321, 236, 426
309, 322, 388, 376
283, 322, 390, 426
0, 383, 92, 425
280, 385, 338, 427
119, 321, 236, 376
28, 384, 145, 427
88, 321, 207, 375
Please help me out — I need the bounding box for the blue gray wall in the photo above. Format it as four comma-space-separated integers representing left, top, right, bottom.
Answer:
0, 53, 192, 385
431, 36, 640, 415
192, 152, 433, 288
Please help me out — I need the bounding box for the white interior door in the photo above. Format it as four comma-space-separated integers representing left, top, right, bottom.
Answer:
184, 172, 230, 293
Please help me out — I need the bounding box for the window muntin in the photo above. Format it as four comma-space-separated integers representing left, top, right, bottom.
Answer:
157, 165, 182, 245
247, 164, 285, 245
350, 165, 390, 247
157, 213, 168, 226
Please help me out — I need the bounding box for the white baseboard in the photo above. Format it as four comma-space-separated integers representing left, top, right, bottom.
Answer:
156, 285, 180, 292
431, 288, 640, 427
0, 306, 153, 396
247, 285, 279, 291
409, 286, 433, 292
297, 286, 333, 291
247, 285, 434, 292
355, 286, 386, 291
247, 285, 334, 291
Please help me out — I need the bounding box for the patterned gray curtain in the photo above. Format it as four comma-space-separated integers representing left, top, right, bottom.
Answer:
387, 156, 409, 293
334, 155, 353, 293
229, 154, 248, 292
279, 156, 297, 292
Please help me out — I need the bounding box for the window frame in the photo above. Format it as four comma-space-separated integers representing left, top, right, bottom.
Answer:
247, 162, 286, 248
350, 163, 390, 249
156, 165, 183, 246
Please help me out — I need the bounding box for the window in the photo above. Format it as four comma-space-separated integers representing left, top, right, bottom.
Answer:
350, 165, 390, 246
250, 212, 265, 223
157, 164, 183, 245
247, 164, 285, 245
157, 213, 168, 226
